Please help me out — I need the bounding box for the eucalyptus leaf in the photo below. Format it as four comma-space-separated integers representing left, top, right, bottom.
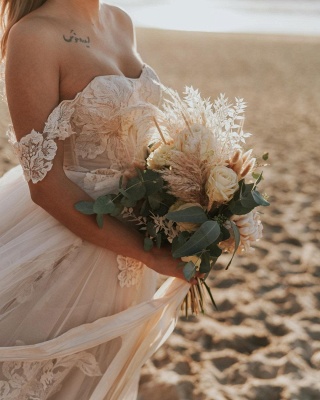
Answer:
226, 221, 240, 269
252, 190, 270, 206
220, 225, 231, 241
240, 193, 258, 210
200, 252, 211, 274
166, 206, 208, 224
156, 203, 170, 217
143, 170, 164, 195
147, 221, 157, 237
74, 201, 95, 215
156, 233, 162, 248
253, 171, 264, 186
148, 193, 162, 210
242, 183, 255, 197
252, 172, 261, 180
96, 214, 104, 229
171, 232, 189, 254
229, 200, 252, 215
202, 280, 218, 311
119, 188, 128, 198
183, 261, 197, 281
120, 197, 137, 208
93, 195, 116, 215
207, 244, 223, 258
173, 221, 221, 258
125, 177, 147, 201
232, 179, 244, 201
144, 237, 154, 252
110, 206, 123, 217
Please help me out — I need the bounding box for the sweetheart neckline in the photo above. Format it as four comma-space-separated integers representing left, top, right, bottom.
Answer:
59, 63, 148, 105
7, 64, 157, 143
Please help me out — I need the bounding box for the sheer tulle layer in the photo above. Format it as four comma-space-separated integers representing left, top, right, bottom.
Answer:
0, 167, 190, 400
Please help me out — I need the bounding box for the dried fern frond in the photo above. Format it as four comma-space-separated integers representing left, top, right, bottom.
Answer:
160, 150, 209, 207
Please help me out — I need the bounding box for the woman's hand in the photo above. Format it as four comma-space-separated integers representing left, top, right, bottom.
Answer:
147, 246, 203, 284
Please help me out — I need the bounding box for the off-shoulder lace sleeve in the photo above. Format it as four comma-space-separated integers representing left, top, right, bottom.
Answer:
8, 128, 57, 183
7, 99, 76, 184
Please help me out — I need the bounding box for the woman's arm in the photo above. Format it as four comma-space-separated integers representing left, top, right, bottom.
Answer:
5, 19, 189, 282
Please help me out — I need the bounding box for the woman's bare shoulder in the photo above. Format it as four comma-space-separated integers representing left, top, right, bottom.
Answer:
8, 13, 60, 53
101, 4, 135, 41
6, 16, 61, 137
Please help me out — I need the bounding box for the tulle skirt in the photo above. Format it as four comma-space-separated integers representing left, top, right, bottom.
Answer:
0, 166, 189, 400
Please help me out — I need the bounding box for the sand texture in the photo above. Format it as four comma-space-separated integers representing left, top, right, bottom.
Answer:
135, 30, 320, 400
1, 29, 320, 400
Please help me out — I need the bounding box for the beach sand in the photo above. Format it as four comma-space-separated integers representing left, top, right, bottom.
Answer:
135, 30, 320, 400
1, 29, 320, 400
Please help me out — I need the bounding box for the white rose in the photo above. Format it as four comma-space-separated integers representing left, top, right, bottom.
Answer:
147, 144, 173, 169
169, 201, 203, 232
206, 166, 239, 208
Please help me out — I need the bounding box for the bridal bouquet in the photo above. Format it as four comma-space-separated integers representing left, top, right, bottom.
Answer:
76, 87, 269, 315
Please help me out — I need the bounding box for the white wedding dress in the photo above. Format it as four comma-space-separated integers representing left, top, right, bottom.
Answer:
0, 64, 190, 400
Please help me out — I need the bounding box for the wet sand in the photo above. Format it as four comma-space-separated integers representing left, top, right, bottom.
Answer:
1, 28, 320, 400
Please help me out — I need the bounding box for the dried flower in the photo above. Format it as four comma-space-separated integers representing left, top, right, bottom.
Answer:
229, 149, 256, 178
220, 210, 263, 253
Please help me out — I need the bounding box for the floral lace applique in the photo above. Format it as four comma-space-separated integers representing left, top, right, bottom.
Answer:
9, 129, 57, 184
7, 64, 161, 184
0, 351, 102, 400
117, 255, 144, 288
44, 101, 76, 140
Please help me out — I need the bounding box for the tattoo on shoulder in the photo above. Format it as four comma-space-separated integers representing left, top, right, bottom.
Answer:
63, 30, 91, 48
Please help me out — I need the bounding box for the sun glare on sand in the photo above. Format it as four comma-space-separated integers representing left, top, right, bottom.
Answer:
106, 0, 320, 35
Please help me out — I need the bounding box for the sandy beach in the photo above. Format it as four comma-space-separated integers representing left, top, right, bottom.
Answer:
1, 29, 320, 399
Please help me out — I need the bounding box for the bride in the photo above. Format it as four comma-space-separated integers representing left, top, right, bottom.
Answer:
0, 1, 194, 398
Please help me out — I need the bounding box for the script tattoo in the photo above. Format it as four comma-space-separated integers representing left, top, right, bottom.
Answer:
63, 30, 91, 48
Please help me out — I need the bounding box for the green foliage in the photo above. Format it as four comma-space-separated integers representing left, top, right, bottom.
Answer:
166, 206, 208, 224
74, 201, 95, 215
144, 237, 154, 252
125, 176, 147, 201
226, 221, 241, 270
183, 261, 197, 281
75, 159, 269, 298
96, 214, 104, 229
93, 195, 116, 215
199, 252, 211, 274
228, 179, 269, 215
172, 221, 221, 258
253, 171, 264, 186
252, 190, 270, 206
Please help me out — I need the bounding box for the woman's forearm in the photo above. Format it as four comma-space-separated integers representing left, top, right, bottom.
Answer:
30, 173, 154, 267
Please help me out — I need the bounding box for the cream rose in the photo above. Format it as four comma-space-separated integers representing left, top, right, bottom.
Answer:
169, 201, 203, 232
206, 166, 238, 208
147, 144, 173, 169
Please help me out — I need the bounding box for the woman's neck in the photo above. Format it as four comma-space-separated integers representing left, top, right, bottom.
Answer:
45, 0, 101, 25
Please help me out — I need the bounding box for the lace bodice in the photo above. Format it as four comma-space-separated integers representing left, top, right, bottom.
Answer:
8, 64, 161, 194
